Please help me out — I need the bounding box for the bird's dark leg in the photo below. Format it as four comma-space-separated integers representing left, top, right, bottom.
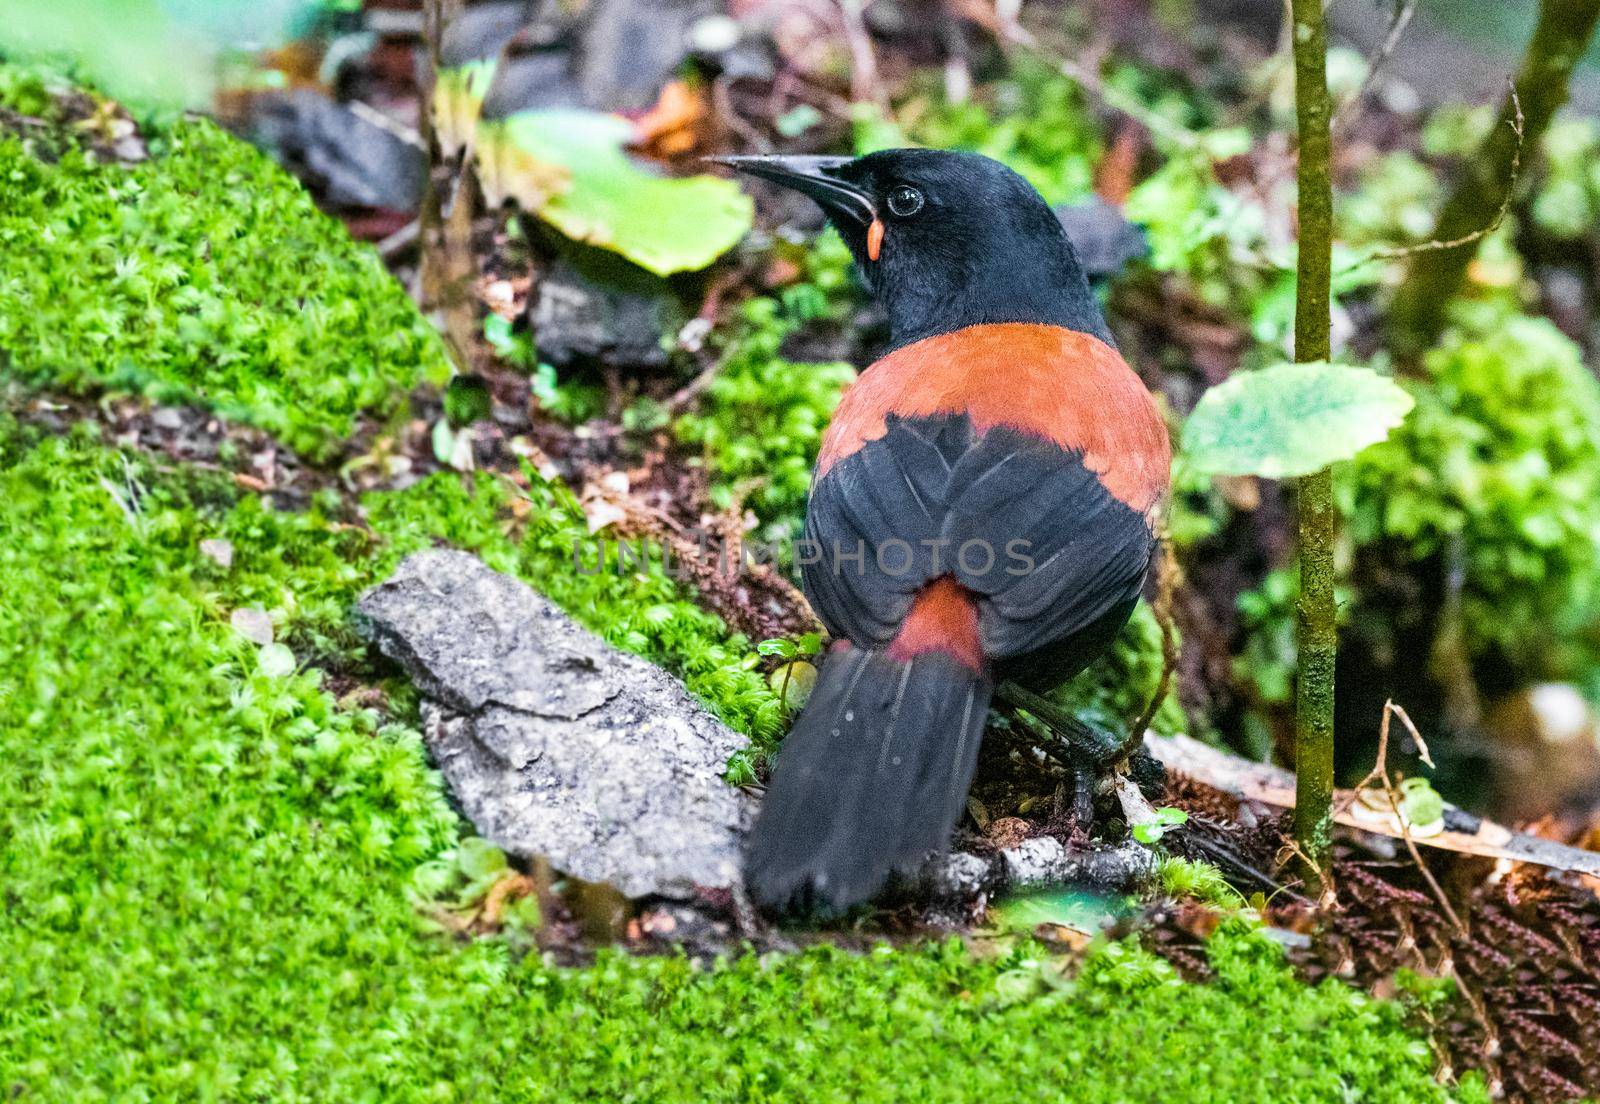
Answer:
996, 681, 1120, 763
1068, 756, 1096, 828
1098, 723, 1150, 770
996, 690, 1101, 836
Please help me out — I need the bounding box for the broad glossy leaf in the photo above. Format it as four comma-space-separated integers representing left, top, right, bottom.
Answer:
476, 110, 753, 276
1183, 361, 1413, 479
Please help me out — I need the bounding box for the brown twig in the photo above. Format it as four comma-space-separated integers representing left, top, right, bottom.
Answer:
837, 0, 887, 107
1128, 539, 1180, 744
664, 348, 734, 417
1343, 700, 1465, 934
479, 871, 537, 928
1330, 0, 1417, 132
1143, 732, 1600, 877
1351, 82, 1525, 269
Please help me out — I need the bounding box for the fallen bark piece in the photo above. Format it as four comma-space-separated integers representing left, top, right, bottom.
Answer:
912, 838, 1156, 903
1146, 732, 1600, 879
358, 550, 753, 899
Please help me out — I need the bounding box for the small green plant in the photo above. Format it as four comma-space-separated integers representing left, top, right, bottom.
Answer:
1124, 130, 1294, 337
1132, 806, 1190, 845
675, 266, 856, 542
1288, 0, 1338, 867
1158, 856, 1246, 907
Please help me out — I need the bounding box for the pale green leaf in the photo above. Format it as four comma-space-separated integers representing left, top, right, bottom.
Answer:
769, 660, 818, 710
476, 110, 753, 276
1183, 361, 1414, 479
433, 59, 499, 158
230, 606, 274, 646
257, 642, 297, 679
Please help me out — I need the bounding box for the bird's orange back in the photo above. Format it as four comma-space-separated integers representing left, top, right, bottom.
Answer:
816, 323, 1170, 515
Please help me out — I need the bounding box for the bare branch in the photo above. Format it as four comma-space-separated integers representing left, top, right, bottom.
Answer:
982, 18, 1202, 150
837, 0, 887, 107
1360, 82, 1525, 266
1330, 0, 1416, 133
1128, 539, 1179, 744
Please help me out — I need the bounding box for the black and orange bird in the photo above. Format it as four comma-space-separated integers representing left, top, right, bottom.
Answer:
717, 149, 1171, 911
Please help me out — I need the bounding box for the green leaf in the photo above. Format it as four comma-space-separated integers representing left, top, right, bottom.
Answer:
229, 606, 274, 646
1131, 806, 1189, 845
1182, 361, 1414, 479
257, 642, 297, 679
768, 660, 818, 710
456, 837, 509, 882
475, 110, 753, 276
431, 419, 457, 466
1397, 778, 1444, 833
433, 59, 498, 157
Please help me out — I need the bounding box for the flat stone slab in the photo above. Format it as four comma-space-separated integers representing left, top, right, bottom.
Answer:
357, 550, 752, 899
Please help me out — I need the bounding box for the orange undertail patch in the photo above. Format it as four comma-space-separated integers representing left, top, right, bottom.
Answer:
886, 576, 984, 674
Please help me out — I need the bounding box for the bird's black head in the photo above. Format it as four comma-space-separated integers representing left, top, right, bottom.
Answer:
716, 148, 1112, 349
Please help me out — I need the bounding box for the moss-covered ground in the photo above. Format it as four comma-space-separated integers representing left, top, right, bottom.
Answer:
0, 422, 1482, 1102
0, 115, 451, 460
0, 63, 1485, 1104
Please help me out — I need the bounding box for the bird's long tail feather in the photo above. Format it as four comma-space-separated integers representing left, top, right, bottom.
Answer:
744, 640, 991, 911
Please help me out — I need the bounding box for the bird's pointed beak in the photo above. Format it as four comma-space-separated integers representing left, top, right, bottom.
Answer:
708, 155, 876, 229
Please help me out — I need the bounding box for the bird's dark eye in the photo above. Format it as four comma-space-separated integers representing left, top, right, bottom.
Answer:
886, 185, 925, 218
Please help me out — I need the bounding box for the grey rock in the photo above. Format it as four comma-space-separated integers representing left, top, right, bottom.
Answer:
996, 836, 1157, 893
1000, 836, 1073, 889
479, 53, 584, 121
439, 1, 537, 68
907, 837, 1156, 904
358, 550, 752, 899
576, 0, 718, 112
254, 89, 424, 211
530, 260, 681, 371
1056, 196, 1149, 282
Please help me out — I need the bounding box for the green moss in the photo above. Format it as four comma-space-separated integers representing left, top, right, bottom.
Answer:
1343, 303, 1600, 674
0, 103, 451, 459
676, 236, 857, 543
1158, 856, 1245, 907
0, 419, 1483, 1104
